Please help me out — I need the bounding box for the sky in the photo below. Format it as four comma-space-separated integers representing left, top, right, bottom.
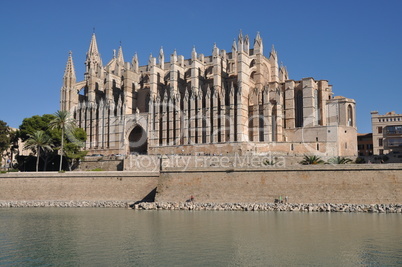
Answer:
0, 0, 401, 134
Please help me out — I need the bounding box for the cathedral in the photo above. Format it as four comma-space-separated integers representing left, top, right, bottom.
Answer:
60, 32, 357, 157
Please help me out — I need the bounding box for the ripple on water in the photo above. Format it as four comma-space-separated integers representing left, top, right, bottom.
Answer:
0, 209, 401, 266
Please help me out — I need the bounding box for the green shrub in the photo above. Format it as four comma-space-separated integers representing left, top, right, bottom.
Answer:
299, 155, 325, 165
328, 157, 353, 164
355, 157, 365, 164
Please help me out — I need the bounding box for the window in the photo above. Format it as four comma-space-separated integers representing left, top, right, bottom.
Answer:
379, 149, 384, 155
378, 127, 382, 134
295, 90, 303, 127
386, 125, 402, 134
347, 105, 353, 126
387, 138, 402, 147
379, 138, 383, 146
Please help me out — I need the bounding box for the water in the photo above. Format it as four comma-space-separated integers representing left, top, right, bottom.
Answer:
0, 209, 401, 266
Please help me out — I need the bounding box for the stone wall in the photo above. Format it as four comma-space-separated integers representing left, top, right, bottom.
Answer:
1, 164, 401, 205
156, 164, 402, 204
78, 157, 124, 171
0, 171, 158, 202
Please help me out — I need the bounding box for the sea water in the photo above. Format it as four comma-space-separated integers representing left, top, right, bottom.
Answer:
0, 208, 401, 266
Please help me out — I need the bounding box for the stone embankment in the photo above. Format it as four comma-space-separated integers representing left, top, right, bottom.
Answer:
0, 201, 132, 208
133, 202, 402, 213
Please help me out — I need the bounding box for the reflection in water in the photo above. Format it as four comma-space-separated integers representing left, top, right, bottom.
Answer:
0, 209, 401, 266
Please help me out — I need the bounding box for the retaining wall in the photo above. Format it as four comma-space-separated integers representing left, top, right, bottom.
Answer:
0, 171, 158, 202
1, 164, 401, 205
156, 164, 402, 204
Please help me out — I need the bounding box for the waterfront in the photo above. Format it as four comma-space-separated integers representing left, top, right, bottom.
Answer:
0, 209, 401, 266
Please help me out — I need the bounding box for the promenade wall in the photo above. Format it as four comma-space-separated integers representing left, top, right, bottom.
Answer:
156, 164, 402, 204
1, 164, 401, 205
0, 171, 158, 203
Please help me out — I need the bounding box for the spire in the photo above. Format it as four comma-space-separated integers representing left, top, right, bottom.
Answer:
254, 32, 263, 55
256, 31, 262, 42
191, 46, 197, 60
159, 46, 164, 69
238, 30, 243, 42
61, 51, 77, 111
238, 30, 243, 50
64, 51, 76, 81
148, 53, 154, 65
132, 53, 139, 72
171, 49, 177, 63
85, 33, 102, 75
212, 43, 219, 57
232, 39, 237, 53
270, 44, 277, 59
243, 35, 249, 54
88, 33, 99, 57
117, 43, 124, 64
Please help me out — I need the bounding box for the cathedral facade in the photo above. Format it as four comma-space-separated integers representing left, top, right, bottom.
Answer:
60, 32, 357, 157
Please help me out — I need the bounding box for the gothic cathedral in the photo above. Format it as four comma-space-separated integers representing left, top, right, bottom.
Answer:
60, 32, 357, 157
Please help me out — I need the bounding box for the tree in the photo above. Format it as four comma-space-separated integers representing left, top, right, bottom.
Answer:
24, 131, 53, 172
0, 120, 10, 170
49, 111, 76, 172
19, 114, 56, 142
64, 127, 87, 170
18, 113, 86, 171
300, 155, 325, 165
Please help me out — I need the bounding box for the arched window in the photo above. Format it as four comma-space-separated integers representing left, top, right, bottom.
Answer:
295, 90, 303, 127
347, 104, 353, 127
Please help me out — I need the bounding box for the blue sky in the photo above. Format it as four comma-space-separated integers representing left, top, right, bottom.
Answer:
0, 0, 401, 133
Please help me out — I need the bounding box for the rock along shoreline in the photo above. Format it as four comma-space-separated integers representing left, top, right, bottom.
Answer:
1, 201, 401, 213
133, 202, 402, 213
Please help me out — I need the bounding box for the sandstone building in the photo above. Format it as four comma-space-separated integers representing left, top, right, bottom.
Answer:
371, 111, 402, 155
60, 32, 357, 157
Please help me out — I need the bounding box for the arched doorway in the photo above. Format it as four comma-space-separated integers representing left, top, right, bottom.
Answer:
128, 125, 148, 154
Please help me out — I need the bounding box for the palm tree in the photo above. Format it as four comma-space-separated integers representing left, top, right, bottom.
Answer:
24, 131, 53, 172
299, 155, 325, 165
49, 110, 76, 172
